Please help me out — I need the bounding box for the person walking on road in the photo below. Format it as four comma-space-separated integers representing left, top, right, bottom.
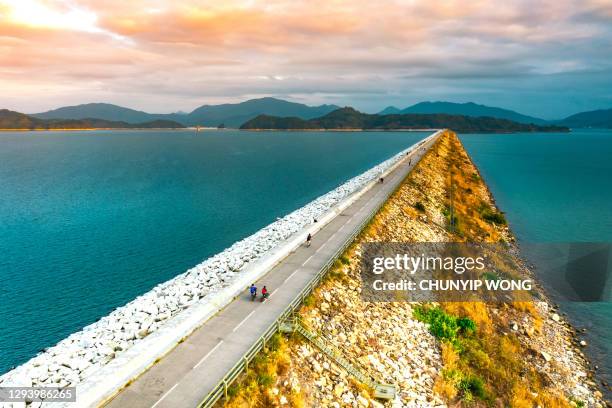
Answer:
250, 283, 257, 301
306, 233, 312, 247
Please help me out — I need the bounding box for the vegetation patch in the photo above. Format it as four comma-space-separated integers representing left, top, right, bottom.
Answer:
413, 306, 476, 347
478, 202, 507, 225
219, 333, 304, 408
414, 201, 426, 212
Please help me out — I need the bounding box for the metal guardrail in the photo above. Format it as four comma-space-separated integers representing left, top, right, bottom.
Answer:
197, 134, 439, 407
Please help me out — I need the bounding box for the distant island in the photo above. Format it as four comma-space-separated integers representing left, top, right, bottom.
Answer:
558, 108, 612, 129
0, 109, 185, 130
240, 107, 570, 133
378, 101, 548, 125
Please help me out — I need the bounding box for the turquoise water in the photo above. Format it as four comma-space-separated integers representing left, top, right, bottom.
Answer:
460, 129, 612, 391
0, 129, 428, 374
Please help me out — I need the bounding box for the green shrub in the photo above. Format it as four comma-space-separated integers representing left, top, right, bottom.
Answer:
413, 307, 476, 344
478, 202, 507, 225
257, 373, 274, 387
481, 271, 499, 281
227, 384, 240, 398
482, 210, 506, 225
268, 333, 282, 352
457, 317, 477, 333
303, 294, 315, 307
459, 375, 487, 401
574, 399, 586, 408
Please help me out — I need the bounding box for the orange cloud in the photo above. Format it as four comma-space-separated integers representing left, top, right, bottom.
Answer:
0, 0, 610, 115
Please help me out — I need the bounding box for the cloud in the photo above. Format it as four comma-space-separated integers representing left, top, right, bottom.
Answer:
0, 0, 611, 117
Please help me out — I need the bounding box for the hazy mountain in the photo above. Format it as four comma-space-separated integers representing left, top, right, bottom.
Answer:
558, 108, 612, 128
185, 97, 339, 127
241, 107, 569, 133
379, 101, 547, 125
1, 109, 184, 130
378, 106, 402, 115
34, 98, 340, 128
33, 103, 171, 124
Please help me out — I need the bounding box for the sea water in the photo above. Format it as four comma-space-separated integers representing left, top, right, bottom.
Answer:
460, 129, 612, 392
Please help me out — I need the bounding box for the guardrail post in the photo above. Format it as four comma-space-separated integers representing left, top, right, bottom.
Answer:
224, 380, 228, 399
244, 356, 249, 372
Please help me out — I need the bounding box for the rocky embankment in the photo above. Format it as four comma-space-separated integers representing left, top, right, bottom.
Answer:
0, 141, 421, 401
225, 131, 606, 407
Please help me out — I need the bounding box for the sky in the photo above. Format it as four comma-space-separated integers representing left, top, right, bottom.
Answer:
0, 0, 611, 119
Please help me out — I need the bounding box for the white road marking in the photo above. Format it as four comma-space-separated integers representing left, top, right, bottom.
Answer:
302, 255, 314, 266
232, 310, 255, 333
193, 340, 224, 369
326, 232, 337, 244
284, 269, 299, 283
151, 383, 179, 408
271, 288, 279, 296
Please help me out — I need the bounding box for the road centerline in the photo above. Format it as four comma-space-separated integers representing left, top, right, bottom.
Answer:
151, 382, 179, 408
301, 255, 314, 266
232, 310, 255, 333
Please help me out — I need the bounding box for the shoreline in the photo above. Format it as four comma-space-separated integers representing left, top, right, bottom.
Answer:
0, 127, 187, 132
240, 128, 571, 133
0, 133, 438, 404
238, 128, 441, 132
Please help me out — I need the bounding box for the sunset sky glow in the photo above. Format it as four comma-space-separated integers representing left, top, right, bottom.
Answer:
1, 0, 611, 118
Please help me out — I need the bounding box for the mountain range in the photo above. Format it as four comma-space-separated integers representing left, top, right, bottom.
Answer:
33, 98, 339, 128
9, 98, 611, 130
240, 107, 569, 133
0, 109, 184, 130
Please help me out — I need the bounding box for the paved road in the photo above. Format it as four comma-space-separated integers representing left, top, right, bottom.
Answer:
104, 133, 439, 408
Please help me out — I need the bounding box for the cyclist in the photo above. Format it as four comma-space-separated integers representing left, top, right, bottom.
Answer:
261, 286, 269, 301
250, 283, 257, 301
306, 233, 312, 247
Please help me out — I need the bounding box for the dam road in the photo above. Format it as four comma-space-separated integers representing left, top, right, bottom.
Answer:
104, 131, 442, 408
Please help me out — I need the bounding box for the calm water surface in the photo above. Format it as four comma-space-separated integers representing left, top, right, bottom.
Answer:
0, 129, 429, 373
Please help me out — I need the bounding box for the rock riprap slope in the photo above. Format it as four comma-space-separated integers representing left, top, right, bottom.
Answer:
0, 141, 422, 396
222, 132, 606, 408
